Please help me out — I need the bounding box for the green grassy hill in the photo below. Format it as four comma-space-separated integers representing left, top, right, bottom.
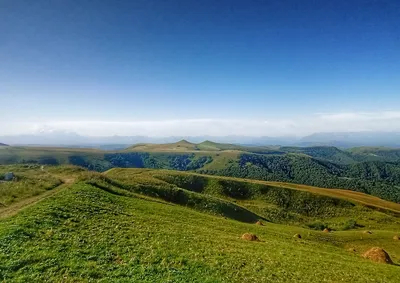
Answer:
103, 168, 400, 230
0, 165, 399, 282
128, 140, 201, 152
2, 142, 400, 203
128, 140, 283, 154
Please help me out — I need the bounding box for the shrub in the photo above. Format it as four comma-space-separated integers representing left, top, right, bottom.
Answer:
341, 219, 358, 230
306, 221, 328, 231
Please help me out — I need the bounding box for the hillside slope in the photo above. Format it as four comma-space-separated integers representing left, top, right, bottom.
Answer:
2, 143, 400, 203
349, 147, 400, 162
104, 168, 400, 229
0, 172, 399, 282
201, 153, 400, 203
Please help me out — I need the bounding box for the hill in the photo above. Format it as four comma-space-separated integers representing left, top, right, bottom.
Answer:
128, 140, 282, 154
0, 143, 8, 146
1, 142, 400, 203
280, 146, 356, 164
104, 168, 400, 219
0, 165, 399, 282
129, 140, 200, 152
201, 153, 400, 203
348, 147, 400, 162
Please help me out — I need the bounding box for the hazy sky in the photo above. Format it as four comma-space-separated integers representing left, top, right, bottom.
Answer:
1, 0, 399, 136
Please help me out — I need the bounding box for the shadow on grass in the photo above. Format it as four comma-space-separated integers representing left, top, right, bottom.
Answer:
87, 178, 265, 224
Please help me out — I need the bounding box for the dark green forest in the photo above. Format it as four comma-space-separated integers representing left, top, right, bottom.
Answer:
68, 152, 213, 172
199, 154, 400, 203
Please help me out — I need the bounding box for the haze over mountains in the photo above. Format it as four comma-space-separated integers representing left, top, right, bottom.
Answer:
2, 131, 400, 148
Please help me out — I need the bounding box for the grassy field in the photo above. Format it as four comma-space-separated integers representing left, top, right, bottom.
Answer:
0, 165, 87, 219
0, 181, 399, 282
0, 165, 63, 206
105, 169, 400, 231
0, 165, 87, 205
0, 165, 400, 282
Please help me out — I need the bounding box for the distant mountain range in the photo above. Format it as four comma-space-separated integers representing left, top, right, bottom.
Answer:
299, 132, 400, 147
0, 143, 9, 146
1, 131, 400, 148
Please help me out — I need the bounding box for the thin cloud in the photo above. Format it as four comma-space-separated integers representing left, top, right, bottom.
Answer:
1, 111, 400, 137
317, 111, 400, 121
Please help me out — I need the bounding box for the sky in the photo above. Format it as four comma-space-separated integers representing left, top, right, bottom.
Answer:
1, 0, 399, 137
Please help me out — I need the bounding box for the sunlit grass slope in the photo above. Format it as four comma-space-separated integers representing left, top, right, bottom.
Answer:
0, 181, 399, 282
0, 165, 86, 206
105, 168, 400, 231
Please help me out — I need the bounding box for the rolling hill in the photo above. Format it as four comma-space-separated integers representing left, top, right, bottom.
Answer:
0, 165, 399, 282
349, 147, 400, 162
127, 139, 282, 154
1, 142, 400, 203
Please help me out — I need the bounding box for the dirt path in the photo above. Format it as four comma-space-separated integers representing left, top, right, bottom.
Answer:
0, 180, 73, 219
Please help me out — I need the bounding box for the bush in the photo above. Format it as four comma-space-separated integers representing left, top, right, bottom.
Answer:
306, 221, 329, 231
341, 219, 358, 230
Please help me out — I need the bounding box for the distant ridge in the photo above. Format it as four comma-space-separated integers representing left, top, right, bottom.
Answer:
0, 143, 9, 146
128, 139, 200, 152
176, 139, 195, 145
127, 140, 271, 152
2, 131, 400, 147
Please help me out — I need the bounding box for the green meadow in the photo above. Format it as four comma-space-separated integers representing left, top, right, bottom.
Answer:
0, 165, 399, 282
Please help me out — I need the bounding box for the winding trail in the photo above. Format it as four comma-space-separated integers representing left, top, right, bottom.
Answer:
0, 177, 75, 219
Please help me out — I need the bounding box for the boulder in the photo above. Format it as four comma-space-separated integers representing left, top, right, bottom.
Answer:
4, 172, 14, 181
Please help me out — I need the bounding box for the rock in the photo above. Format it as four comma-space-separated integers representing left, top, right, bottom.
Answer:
4, 172, 14, 181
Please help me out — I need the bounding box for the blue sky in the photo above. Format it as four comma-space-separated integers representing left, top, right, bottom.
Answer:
1, 0, 399, 136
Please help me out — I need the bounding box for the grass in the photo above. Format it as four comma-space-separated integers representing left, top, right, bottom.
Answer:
127, 140, 202, 152
3, 144, 400, 204
2, 164, 399, 229
265, 181, 400, 214
104, 168, 400, 230
0, 165, 63, 206
0, 165, 88, 220
200, 151, 240, 170
1, 181, 399, 282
